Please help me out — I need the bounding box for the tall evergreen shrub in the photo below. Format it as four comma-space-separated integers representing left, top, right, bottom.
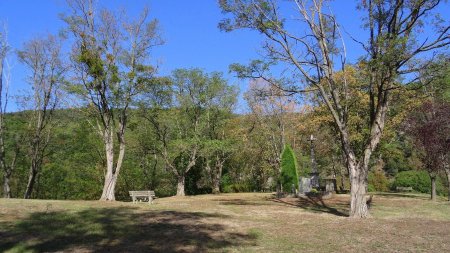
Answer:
280, 145, 299, 192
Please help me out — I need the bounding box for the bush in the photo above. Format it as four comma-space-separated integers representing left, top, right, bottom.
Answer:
367, 184, 376, 192
223, 183, 252, 193
220, 173, 232, 190
368, 170, 389, 192
280, 145, 299, 192
393, 170, 430, 193
393, 170, 445, 195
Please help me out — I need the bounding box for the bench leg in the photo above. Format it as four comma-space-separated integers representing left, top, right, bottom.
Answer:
148, 196, 153, 205
132, 196, 136, 203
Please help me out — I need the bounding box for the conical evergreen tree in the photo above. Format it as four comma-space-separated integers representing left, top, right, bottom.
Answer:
280, 145, 299, 193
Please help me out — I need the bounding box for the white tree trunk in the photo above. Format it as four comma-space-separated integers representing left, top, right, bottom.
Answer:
176, 175, 185, 196
348, 156, 370, 218
3, 171, 11, 198
100, 129, 119, 201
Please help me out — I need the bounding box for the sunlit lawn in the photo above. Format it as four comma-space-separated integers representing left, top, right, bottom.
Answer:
1, 192, 449, 252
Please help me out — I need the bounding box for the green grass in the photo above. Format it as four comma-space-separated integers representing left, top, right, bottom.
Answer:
1, 192, 449, 252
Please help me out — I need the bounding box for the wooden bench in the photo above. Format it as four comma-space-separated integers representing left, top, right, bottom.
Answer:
396, 186, 413, 192
129, 190, 156, 204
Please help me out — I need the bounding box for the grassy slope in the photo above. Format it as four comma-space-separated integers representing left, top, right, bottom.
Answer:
0, 193, 449, 252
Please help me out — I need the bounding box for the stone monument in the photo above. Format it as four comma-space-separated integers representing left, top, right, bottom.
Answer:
299, 177, 312, 194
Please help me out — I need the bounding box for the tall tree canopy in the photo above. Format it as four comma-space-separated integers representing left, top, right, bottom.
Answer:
143, 68, 237, 196
63, 0, 163, 200
219, 0, 450, 218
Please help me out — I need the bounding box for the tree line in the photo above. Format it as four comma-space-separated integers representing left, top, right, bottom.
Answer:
0, 0, 449, 219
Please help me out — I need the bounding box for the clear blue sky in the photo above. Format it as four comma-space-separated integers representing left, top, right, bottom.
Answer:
0, 0, 448, 112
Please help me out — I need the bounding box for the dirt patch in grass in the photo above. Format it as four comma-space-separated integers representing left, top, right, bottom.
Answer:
1, 192, 449, 252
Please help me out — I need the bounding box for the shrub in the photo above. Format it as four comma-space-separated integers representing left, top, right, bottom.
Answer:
393, 170, 429, 193
220, 173, 232, 190
223, 183, 252, 193
367, 184, 376, 192
280, 145, 299, 192
393, 170, 448, 196
392, 170, 445, 194
368, 170, 389, 192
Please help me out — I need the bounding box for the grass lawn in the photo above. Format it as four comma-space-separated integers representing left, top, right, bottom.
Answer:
1, 192, 449, 252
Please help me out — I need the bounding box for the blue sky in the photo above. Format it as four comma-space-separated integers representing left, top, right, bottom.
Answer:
0, 0, 448, 112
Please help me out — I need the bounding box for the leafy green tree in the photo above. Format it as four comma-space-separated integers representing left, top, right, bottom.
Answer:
280, 145, 299, 193
143, 69, 237, 196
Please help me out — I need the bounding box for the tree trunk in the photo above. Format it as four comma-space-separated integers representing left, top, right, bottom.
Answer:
24, 166, 38, 199
101, 172, 117, 201
443, 166, 450, 201
212, 161, 223, 194
0, 137, 9, 198
349, 161, 369, 218
3, 171, 11, 198
430, 173, 437, 201
2, 143, 17, 198
1, 152, 11, 198
340, 171, 346, 192
176, 175, 185, 196
100, 128, 120, 201
212, 179, 220, 194
445, 169, 450, 202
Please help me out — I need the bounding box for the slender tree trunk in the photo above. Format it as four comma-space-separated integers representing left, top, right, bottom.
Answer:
1, 143, 19, 198
3, 170, 11, 198
430, 173, 437, 201
25, 139, 41, 199
24, 165, 38, 199
1, 146, 17, 198
0, 149, 11, 198
212, 161, 223, 194
0, 135, 9, 198
340, 168, 346, 192
0, 49, 7, 198
100, 126, 126, 201
176, 175, 185, 196
445, 168, 450, 202
100, 128, 115, 200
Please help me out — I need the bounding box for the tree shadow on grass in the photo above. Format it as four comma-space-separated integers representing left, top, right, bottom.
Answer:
373, 192, 432, 200
0, 207, 256, 252
212, 198, 275, 206
271, 195, 349, 217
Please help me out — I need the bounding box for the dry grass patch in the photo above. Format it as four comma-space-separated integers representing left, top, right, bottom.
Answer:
1, 192, 449, 252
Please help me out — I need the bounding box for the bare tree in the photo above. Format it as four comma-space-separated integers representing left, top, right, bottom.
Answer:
220, 0, 450, 218
64, 0, 163, 200
18, 35, 65, 199
0, 24, 19, 198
